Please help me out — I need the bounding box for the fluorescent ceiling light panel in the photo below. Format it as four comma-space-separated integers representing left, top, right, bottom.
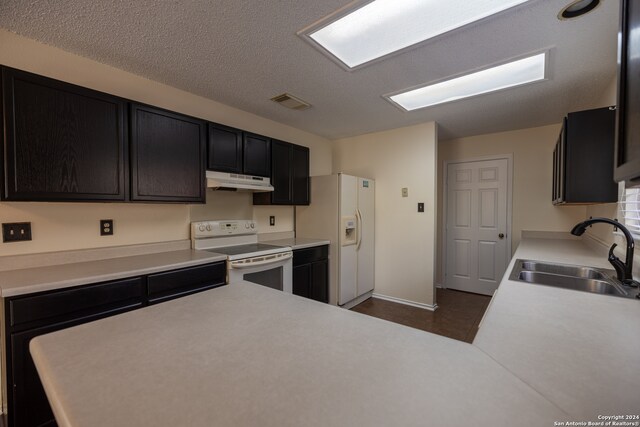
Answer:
308, 0, 530, 68
388, 53, 547, 111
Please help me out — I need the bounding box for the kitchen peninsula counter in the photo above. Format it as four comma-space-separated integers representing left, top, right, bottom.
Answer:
473, 234, 640, 419
31, 281, 566, 427
29, 235, 640, 427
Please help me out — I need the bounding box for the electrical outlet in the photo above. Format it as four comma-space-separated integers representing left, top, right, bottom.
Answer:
2, 222, 32, 243
269, 216, 276, 226
402, 187, 408, 197
418, 203, 424, 213
100, 219, 114, 236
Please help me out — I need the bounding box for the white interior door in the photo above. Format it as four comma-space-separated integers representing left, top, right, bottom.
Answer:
445, 158, 509, 295
356, 177, 375, 296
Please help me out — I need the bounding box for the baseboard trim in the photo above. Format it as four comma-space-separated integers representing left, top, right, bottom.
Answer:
340, 291, 374, 310
372, 293, 438, 312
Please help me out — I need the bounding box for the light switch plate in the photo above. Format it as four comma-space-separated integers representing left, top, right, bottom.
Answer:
402, 187, 408, 197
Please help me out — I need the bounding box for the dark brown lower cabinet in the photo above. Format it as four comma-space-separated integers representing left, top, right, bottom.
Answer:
5, 277, 144, 427
3, 261, 225, 427
292, 246, 328, 303
146, 262, 226, 305
10, 306, 142, 427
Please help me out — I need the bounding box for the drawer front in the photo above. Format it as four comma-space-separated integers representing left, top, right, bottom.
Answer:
293, 245, 328, 267
147, 262, 226, 304
9, 277, 143, 329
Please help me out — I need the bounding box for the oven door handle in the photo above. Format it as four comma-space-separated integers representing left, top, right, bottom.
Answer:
228, 252, 292, 269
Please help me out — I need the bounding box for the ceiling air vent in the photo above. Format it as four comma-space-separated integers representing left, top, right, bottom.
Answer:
270, 93, 311, 110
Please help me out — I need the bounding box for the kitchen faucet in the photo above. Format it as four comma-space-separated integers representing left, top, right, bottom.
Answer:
571, 217, 639, 288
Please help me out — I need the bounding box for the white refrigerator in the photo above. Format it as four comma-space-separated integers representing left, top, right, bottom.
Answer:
296, 174, 375, 307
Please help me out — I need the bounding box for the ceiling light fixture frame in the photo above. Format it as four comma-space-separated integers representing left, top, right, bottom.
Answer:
383, 48, 553, 112
297, 0, 535, 72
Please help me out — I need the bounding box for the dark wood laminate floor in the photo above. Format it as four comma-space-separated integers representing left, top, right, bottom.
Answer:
351, 288, 492, 343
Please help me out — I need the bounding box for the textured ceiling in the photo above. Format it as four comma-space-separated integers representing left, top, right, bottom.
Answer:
0, 0, 619, 141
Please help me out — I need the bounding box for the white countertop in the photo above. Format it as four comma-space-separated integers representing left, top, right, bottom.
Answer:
265, 238, 330, 250
473, 237, 640, 419
30, 281, 565, 427
0, 250, 227, 297
27, 235, 640, 426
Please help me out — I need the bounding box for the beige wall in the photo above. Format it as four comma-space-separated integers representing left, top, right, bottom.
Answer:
437, 124, 587, 285
0, 30, 331, 256
333, 123, 438, 307
253, 206, 295, 234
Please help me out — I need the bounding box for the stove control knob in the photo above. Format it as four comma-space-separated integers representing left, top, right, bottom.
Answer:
245, 223, 250, 229
206, 224, 212, 231
198, 224, 205, 232
250, 223, 255, 229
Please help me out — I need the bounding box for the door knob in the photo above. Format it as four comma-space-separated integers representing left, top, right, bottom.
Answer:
498, 233, 505, 239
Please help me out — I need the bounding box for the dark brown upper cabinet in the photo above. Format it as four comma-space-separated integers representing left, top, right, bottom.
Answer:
130, 103, 206, 203
207, 126, 271, 177
207, 123, 243, 173
254, 139, 310, 206
1, 67, 127, 201
615, 0, 640, 186
291, 144, 310, 205
552, 107, 617, 205
270, 139, 293, 204
242, 132, 271, 177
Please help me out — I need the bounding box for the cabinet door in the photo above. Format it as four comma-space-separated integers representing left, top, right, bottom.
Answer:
9, 277, 143, 331
11, 323, 67, 427
6, 277, 143, 427
292, 144, 310, 205
552, 145, 558, 203
1, 67, 127, 201
8, 302, 142, 427
556, 121, 566, 203
311, 259, 329, 303
147, 262, 226, 305
208, 123, 242, 173
615, 0, 640, 185
292, 264, 311, 298
253, 141, 310, 206
271, 140, 292, 204
243, 133, 270, 177
130, 104, 206, 202
564, 107, 617, 203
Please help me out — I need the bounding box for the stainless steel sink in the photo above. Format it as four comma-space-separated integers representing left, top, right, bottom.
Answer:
518, 261, 609, 280
509, 259, 638, 299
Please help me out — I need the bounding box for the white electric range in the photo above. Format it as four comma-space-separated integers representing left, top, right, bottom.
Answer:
191, 220, 293, 293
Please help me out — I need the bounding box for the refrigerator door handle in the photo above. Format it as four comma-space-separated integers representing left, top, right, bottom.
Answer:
356, 209, 363, 251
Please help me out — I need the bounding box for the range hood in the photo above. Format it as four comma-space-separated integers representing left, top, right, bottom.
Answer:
206, 170, 274, 192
